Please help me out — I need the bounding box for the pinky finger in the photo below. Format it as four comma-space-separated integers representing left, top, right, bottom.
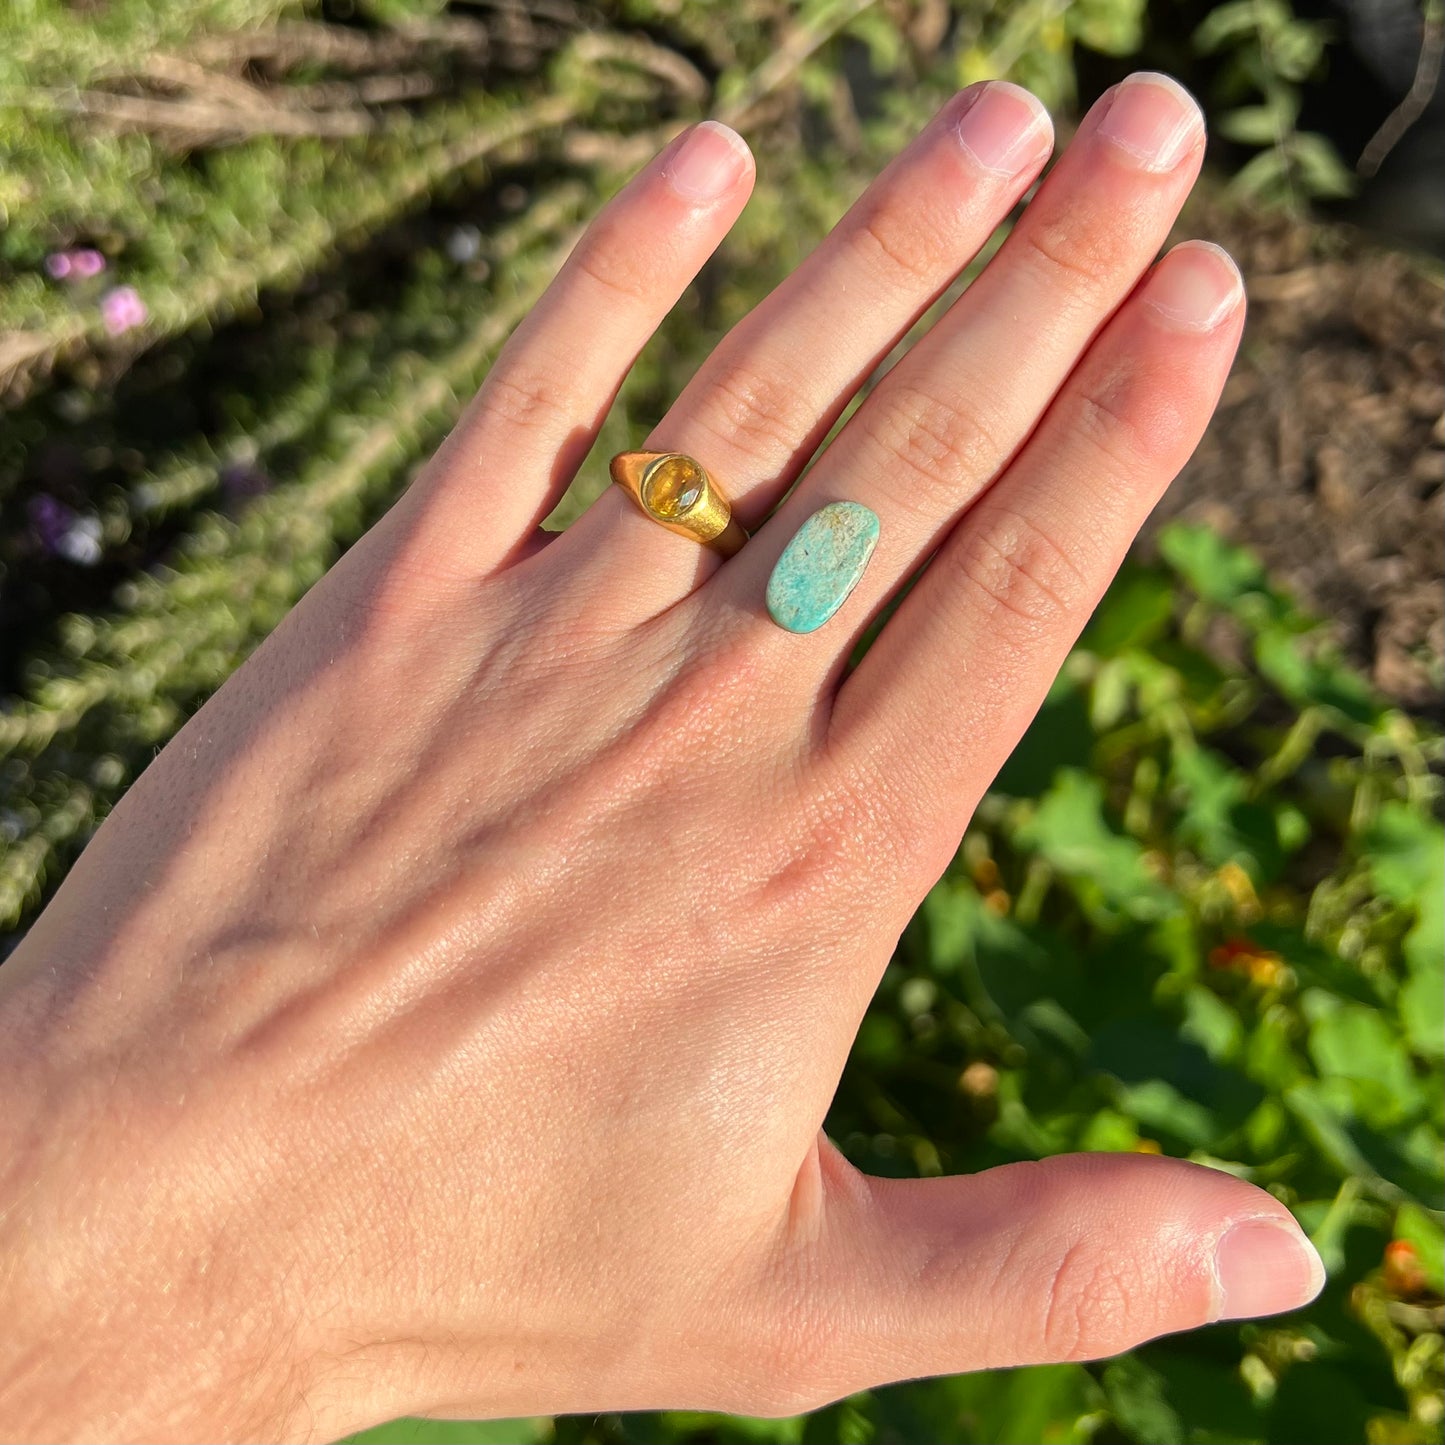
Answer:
830, 240, 1246, 846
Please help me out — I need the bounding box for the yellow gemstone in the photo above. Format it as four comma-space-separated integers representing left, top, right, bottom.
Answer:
641, 455, 705, 518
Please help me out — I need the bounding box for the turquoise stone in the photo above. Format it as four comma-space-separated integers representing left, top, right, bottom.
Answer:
766, 502, 881, 634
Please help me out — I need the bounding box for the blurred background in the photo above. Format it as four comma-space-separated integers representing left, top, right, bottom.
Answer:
1, 2, 1442, 1441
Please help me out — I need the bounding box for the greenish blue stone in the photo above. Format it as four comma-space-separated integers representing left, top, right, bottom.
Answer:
766, 502, 881, 634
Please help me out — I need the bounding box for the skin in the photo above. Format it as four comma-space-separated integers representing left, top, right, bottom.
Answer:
0, 76, 1322, 1444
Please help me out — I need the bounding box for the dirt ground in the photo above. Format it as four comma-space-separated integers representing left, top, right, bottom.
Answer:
1148, 197, 1445, 719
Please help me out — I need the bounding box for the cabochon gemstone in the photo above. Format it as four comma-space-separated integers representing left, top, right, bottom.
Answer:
641, 454, 705, 519
766, 502, 881, 634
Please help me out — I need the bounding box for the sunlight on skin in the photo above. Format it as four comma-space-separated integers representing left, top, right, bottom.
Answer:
0, 76, 1322, 1445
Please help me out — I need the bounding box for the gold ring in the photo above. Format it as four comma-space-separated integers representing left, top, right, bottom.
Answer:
609, 451, 747, 558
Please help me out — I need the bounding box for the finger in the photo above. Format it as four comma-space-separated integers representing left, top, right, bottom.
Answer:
553, 82, 1053, 603
716, 73, 1206, 654
396, 122, 755, 578
829, 241, 1245, 858
758, 1151, 1323, 1409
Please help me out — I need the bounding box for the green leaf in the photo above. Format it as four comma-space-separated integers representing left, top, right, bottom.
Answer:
1091, 1017, 1264, 1145
1219, 104, 1287, 146
1170, 744, 1287, 877
993, 675, 1095, 798
1193, 0, 1265, 52
341, 1419, 548, 1444
1269, 21, 1331, 80
797, 59, 837, 106
970, 1363, 1104, 1443
1231, 146, 1291, 202
658, 1415, 806, 1444
871, 1367, 1103, 1445
1400, 962, 1445, 1060
1253, 627, 1380, 723
849, 10, 907, 72
1102, 1354, 1183, 1445
1131, 1345, 1269, 1445
1363, 802, 1445, 984
799, 1396, 873, 1444
1069, 0, 1146, 55
1081, 564, 1175, 655
1181, 984, 1244, 1063
1016, 770, 1173, 919
1264, 1358, 1382, 1445
1290, 132, 1355, 198
1305, 993, 1421, 1122
1079, 1107, 1146, 1151
1158, 523, 1272, 614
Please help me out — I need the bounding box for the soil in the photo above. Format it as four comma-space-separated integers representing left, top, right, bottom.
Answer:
1146, 195, 1445, 719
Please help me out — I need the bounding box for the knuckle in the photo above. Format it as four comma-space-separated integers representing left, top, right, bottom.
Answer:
1042, 1242, 1140, 1361
1073, 361, 1188, 475
697, 360, 821, 463
852, 192, 949, 288
743, 776, 853, 921
813, 748, 915, 877
749, 745, 920, 927
862, 380, 1004, 505
570, 217, 658, 305
1074, 383, 1157, 479
955, 509, 1092, 632
481, 365, 575, 437
1017, 208, 1121, 297
629, 622, 789, 787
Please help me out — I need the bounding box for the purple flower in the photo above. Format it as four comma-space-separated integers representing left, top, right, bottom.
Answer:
27, 494, 102, 564
28, 494, 72, 551
101, 285, 147, 336
45, 248, 108, 282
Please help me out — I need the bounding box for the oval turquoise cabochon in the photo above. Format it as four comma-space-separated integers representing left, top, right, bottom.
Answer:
765, 501, 881, 635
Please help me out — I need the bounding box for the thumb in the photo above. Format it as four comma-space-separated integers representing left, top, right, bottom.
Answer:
770, 1149, 1324, 1408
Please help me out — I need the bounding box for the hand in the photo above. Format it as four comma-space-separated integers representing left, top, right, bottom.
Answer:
0, 73, 1323, 1443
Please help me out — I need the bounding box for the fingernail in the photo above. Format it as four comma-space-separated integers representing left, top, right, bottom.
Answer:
1213, 1217, 1326, 1321
1096, 72, 1203, 171
1143, 241, 1244, 330
955, 81, 1053, 176
663, 120, 753, 201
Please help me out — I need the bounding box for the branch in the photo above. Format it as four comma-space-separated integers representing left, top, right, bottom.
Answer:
716, 0, 882, 127
1358, 7, 1444, 178
14, 85, 375, 140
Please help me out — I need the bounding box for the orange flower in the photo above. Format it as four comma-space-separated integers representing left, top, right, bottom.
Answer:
970, 856, 1000, 891
1209, 935, 1285, 986
1383, 1239, 1428, 1298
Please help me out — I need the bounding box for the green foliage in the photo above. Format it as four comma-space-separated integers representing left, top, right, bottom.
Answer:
955, 0, 1149, 110
1192, 0, 1355, 209
1, 3, 1439, 1444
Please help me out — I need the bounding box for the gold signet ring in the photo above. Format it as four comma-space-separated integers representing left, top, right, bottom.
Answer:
609, 451, 748, 558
